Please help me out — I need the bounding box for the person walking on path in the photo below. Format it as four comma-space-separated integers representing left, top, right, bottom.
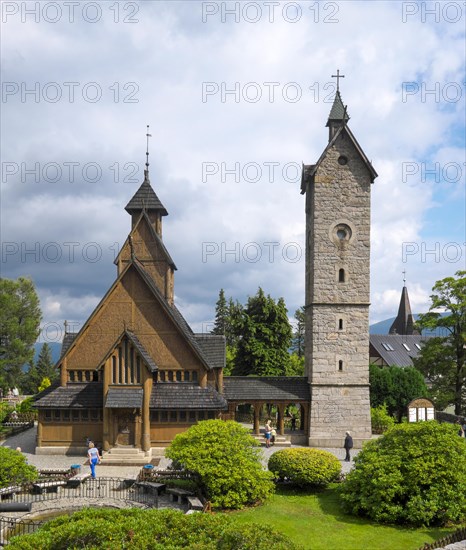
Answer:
344, 431, 353, 462
87, 442, 101, 478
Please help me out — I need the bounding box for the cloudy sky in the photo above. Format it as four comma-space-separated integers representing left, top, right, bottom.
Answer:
1, 0, 465, 344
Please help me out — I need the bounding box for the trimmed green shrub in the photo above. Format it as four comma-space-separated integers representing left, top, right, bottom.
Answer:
339, 421, 466, 526
17, 397, 34, 413
268, 448, 341, 487
8, 507, 299, 549
0, 402, 14, 424
371, 404, 396, 434
166, 419, 275, 509
0, 447, 38, 488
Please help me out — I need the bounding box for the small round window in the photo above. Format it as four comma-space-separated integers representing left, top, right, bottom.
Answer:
338, 155, 348, 165
334, 223, 352, 243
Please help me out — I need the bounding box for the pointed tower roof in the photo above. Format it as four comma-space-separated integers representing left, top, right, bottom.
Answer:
389, 285, 418, 336
326, 90, 350, 126
125, 125, 168, 216
124, 176, 168, 216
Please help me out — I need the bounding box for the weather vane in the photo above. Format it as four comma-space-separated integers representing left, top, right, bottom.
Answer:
146, 125, 152, 171
331, 69, 345, 92
402, 270, 406, 286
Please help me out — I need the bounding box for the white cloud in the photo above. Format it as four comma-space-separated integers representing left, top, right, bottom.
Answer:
1, 0, 464, 336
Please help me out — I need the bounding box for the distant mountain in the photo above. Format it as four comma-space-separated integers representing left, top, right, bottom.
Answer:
370, 314, 449, 336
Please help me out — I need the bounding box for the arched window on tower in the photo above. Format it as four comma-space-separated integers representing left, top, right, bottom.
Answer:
339, 360, 343, 371
339, 268, 345, 283
338, 318, 343, 330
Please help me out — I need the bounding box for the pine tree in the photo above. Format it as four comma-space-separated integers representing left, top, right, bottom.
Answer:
233, 288, 292, 376
212, 289, 228, 336
36, 343, 58, 385
0, 277, 42, 389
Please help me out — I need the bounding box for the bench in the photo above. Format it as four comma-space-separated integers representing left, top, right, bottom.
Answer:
67, 473, 91, 488
122, 475, 138, 489
39, 468, 73, 479
187, 496, 203, 511
32, 480, 67, 494
135, 482, 166, 496
0, 485, 22, 500
166, 487, 193, 503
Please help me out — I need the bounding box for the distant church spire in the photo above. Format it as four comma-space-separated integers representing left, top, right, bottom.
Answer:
389, 275, 419, 335
326, 70, 350, 141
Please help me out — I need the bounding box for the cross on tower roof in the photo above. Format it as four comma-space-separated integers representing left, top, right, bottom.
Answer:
331, 69, 345, 92
402, 270, 406, 286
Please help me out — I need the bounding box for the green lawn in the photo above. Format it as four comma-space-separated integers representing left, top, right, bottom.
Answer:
227, 485, 459, 550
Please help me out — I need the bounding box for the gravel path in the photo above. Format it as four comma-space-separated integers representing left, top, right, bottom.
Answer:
1, 424, 358, 476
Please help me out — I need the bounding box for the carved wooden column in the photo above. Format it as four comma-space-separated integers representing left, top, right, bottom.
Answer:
277, 403, 285, 436
142, 372, 152, 452
253, 403, 261, 435
37, 413, 43, 446
103, 357, 110, 451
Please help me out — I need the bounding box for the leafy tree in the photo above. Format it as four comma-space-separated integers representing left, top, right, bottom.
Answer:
291, 307, 305, 357
339, 421, 466, 526
414, 271, 466, 414
0, 277, 41, 390
413, 338, 456, 410
38, 377, 51, 392
8, 508, 298, 550
369, 364, 428, 421
0, 447, 38, 488
268, 448, 340, 487
287, 353, 304, 376
166, 419, 274, 509
233, 288, 292, 376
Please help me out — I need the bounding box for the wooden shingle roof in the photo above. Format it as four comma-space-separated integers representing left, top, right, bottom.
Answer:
150, 384, 228, 410
223, 376, 310, 402
194, 334, 226, 370
34, 383, 103, 408
125, 178, 168, 216
105, 387, 143, 408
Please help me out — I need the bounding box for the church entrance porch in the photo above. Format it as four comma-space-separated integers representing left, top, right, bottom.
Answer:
114, 409, 138, 447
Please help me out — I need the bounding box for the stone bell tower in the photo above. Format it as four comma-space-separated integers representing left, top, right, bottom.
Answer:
300, 74, 377, 448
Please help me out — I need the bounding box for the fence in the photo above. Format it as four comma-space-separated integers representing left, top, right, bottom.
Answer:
0, 422, 34, 441
0, 515, 43, 545
0, 477, 162, 545
419, 526, 466, 549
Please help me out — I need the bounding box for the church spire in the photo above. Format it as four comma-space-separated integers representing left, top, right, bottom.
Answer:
389, 276, 419, 336
326, 70, 350, 141
125, 126, 168, 233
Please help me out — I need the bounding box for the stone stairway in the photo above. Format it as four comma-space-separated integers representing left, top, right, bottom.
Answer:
102, 445, 152, 465
253, 434, 292, 447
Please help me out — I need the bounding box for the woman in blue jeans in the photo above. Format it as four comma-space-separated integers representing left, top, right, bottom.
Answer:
87, 442, 101, 478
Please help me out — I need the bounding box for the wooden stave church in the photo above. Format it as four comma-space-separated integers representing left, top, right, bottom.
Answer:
34, 165, 230, 454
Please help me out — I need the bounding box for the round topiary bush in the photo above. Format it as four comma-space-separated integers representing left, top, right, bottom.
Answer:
268, 448, 341, 487
166, 420, 275, 509
339, 421, 466, 526
8, 507, 299, 549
